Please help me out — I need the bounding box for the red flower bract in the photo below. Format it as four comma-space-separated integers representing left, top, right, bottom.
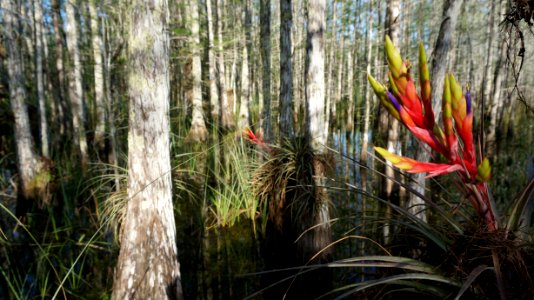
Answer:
368, 36, 497, 230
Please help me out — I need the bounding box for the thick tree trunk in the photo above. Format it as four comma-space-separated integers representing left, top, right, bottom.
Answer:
89, 0, 107, 153
306, 0, 327, 151
279, 0, 294, 140
306, 0, 329, 237
112, 0, 183, 298
260, 0, 273, 142
303, 1, 332, 296
2, 0, 40, 199
66, 0, 89, 168
186, 0, 208, 142
33, 0, 49, 158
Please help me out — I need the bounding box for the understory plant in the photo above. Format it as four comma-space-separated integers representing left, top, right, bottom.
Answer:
367, 36, 534, 299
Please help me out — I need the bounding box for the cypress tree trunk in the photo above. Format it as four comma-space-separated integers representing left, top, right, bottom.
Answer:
51, 0, 67, 137
65, 0, 89, 168
304, 0, 332, 296
238, 0, 252, 133
279, 0, 294, 139
216, 0, 234, 130
486, 0, 508, 157
206, 0, 219, 123
186, 0, 208, 142
260, 0, 273, 142
2, 0, 40, 199
33, 0, 49, 158
89, 0, 107, 153
112, 0, 183, 298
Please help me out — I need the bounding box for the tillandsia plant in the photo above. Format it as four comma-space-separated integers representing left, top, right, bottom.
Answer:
368, 36, 498, 231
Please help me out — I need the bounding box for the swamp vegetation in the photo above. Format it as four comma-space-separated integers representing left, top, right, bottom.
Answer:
1, 0, 534, 299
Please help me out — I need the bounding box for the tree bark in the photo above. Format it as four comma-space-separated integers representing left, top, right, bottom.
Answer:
279, 0, 294, 140
304, 1, 332, 295
324, 1, 337, 140
486, 0, 507, 157
260, 0, 273, 142
51, 0, 67, 137
238, 0, 253, 133
430, 0, 464, 117
33, 0, 49, 158
334, 0, 346, 132
206, 0, 219, 123
66, 0, 89, 168
112, 0, 183, 298
89, 0, 107, 153
216, 0, 234, 130
2, 0, 40, 199
186, 0, 208, 142
361, 0, 374, 168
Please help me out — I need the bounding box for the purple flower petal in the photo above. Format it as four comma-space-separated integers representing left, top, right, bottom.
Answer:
387, 90, 402, 112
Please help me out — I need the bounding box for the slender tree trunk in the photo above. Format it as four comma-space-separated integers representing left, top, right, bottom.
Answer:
89, 0, 107, 154
279, 0, 294, 139
216, 0, 234, 130
33, 0, 49, 158
186, 0, 209, 142
2, 0, 40, 199
430, 0, 464, 117
486, 0, 508, 157
206, 0, 219, 123
292, 0, 305, 131
334, 1, 346, 132
66, 0, 89, 168
52, 0, 67, 137
324, 2, 337, 140
112, 0, 183, 298
238, 0, 252, 133
103, 18, 121, 191
361, 0, 374, 169
260, 0, 273, 142
346, 49, 355, 134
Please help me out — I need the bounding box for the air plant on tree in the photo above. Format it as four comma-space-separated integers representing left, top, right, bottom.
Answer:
368, 36, 497, 231
368, 36, 534, 299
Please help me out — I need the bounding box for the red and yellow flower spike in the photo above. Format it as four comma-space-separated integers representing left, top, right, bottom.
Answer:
368, 36, 498, 230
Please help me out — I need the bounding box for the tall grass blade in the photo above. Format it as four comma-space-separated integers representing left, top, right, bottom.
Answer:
454, 265, 493, 300
506, 177, 534, 234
